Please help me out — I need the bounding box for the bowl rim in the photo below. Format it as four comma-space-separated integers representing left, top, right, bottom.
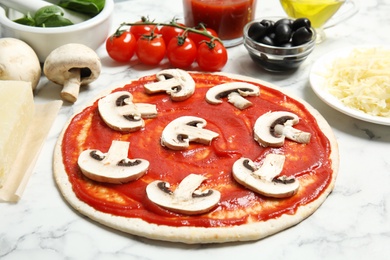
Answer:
0, 0, 114, 34
243, 16, 317, 50
244, 41, 315, 59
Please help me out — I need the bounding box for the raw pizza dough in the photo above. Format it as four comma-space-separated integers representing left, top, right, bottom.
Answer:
53, 71, 339, 244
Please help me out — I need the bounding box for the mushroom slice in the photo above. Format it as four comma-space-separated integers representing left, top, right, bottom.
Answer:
78, 140, 149, 184
205, 82, 260, 109
98, 91, 157, 132
143, 69, 195, 101
254, 111, 311, 147
232, 154, 299, 198
146, 174, 221, 215
161, 116, 219, 150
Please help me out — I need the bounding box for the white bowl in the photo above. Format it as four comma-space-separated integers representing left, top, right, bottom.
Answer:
0, 0, 114, 62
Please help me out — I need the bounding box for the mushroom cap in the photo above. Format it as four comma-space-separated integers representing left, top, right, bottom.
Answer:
161, 116, 219, 150
232, 156, 299, 198
98, 91, 157, 132
205, 82, 260, 104
146, 174, 221, 215
0, 38, 41, 90
254, 111, 299, 147
78, 140, 149, 184
143, 69, 195, 101
43, 43, 101, 86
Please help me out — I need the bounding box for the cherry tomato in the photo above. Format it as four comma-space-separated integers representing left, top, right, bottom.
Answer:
130, 21, 160, 40
167, 36, 197, 69
160, 23, 185, 45
105, 30, 137, 62
196, 40, 228, 71
188, 27, 218, 47
136, 35, 166, 66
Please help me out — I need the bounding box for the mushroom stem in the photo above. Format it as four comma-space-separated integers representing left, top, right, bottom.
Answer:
61, 68, 81, 103
103, 141, 130, 164
227, 92, 253, 110
274, 124, 311, 144
174, 174, 207, 201
252, 154, 285, 181
144, 77, 179, 93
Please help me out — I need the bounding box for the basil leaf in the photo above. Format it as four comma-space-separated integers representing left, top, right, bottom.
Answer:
59, 0, 105, 16
13, 6, 74, 27
38, 15, 74, 27
34, 6, 63, 25
13, 13, 36, 26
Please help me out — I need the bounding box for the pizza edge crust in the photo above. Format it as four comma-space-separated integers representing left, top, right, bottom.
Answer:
53, 71, 339, 244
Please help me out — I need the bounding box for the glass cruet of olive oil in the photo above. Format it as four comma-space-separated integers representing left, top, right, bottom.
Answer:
279, 0, 358, 43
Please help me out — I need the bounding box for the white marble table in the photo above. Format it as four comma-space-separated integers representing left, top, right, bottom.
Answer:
1, 0, 390, 259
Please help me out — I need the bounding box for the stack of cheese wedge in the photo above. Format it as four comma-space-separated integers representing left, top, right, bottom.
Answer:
0, 80, 34, 188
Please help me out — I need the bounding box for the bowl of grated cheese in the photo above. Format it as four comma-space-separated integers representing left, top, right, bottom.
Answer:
310, 45, 390, 125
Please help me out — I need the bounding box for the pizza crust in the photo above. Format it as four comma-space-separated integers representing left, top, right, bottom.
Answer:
53, 72, 339, 244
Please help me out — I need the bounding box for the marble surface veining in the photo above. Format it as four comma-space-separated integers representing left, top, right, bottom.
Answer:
1, 0, 390, 259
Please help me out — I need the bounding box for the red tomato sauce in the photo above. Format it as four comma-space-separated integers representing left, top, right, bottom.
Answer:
183, 0, 257, 40
62, 73, 333, 227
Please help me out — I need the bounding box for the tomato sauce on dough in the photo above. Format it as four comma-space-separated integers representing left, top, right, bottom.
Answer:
62, 73, 333, 227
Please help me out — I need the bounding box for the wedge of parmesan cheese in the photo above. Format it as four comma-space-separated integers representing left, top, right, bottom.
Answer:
325, 48, 390, 117
0, 80, 34, 188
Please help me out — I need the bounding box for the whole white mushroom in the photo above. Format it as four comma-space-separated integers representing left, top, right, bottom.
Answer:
0, 38, 41, 90
43, 43, 101, 103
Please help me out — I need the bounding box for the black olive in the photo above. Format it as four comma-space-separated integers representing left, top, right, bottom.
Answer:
259, 19, 275, 34
274, 18, 293, 28
292, 27, 313, 46
249, 18, 313, 47
259, 35, 275, 46
292, 18, 311, 31
248, 22, 268, 42
274, 23, 292, 46
268, 32, 276, 40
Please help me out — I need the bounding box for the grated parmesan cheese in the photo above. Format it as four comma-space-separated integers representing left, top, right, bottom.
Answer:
324, 48, 390, 117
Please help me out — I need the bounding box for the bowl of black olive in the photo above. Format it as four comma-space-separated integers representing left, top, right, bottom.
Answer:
243, 17, 316, 72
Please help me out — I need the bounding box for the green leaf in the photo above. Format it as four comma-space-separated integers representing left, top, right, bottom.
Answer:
13, 13, 36, 26
59, 0, 105, 16
34, 6, 72, 26
12, 1, 104, 27
38, 15, 74, 27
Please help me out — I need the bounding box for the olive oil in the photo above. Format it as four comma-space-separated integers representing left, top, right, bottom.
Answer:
280, 0, 344, 28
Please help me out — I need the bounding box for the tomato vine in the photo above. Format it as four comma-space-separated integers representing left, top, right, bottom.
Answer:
106, 16, 228, 71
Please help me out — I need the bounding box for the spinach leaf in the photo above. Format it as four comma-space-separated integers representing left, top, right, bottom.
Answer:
59, 0, 105, 16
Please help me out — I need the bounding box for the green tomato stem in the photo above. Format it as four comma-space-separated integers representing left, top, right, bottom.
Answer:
116, 18, 223, 46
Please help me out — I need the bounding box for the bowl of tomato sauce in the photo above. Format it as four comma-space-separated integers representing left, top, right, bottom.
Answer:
243, 17, 316, 72
0, 0, 114, 62
183, 0, 257, 47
